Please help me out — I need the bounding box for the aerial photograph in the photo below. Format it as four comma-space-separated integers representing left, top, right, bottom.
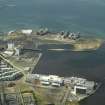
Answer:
0, 0, 105, 105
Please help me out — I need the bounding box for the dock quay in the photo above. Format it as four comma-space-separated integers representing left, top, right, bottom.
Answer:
30, 53, 42, 74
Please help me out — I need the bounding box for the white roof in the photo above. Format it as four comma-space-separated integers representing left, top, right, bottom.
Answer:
51, 82, 60, 87
40, 75, 49, 81
75, 86, 87, 90
32, 74, 63, 83
41, 81, 50, 85
4, 51, 14, 56
21, 29, 32, 34
51, 78, 62, 83
1, 68, 12, 70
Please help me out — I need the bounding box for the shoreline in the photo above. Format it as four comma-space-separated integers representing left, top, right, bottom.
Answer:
0, 29, 104, 52
31, 53, 43, 74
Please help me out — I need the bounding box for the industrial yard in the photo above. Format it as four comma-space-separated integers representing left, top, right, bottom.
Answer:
26, 74, 99, 103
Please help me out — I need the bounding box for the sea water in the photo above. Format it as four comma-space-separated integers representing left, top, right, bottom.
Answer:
0, 0, 105, 37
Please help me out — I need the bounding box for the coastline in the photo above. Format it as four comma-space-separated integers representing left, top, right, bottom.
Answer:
0, 29, 104, 52
36, 35, 104, 51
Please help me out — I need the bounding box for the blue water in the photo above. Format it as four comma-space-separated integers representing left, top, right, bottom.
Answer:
0, 0, 105, 36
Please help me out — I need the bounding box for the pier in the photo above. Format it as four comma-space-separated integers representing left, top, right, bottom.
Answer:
30, 53, 42, 74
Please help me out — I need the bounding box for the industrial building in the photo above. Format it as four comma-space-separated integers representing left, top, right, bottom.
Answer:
3, 42, 23, 57
14, 45, 23, 56
7, 43, 14, 50
26, 74, 64, 87
21, 29, 33, 35
26, 74, 96, 92
73, 86, 87, 95
64, 77, 95, 95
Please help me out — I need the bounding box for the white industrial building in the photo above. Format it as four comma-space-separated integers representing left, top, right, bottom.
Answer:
14, 46, 22, 56
14, 48, 20, 56
72, 86, 87, 95
49, 75, 63, 86
40, 75, 50, 85
3, 51, 14, 56
3, 43, 14, 56
26, 74, 39, 82
64, 77, 95, 95
21, 29, 32, 35
3, 42, 23, 56
7, 43, 14, 50
26, 74, 64, 87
